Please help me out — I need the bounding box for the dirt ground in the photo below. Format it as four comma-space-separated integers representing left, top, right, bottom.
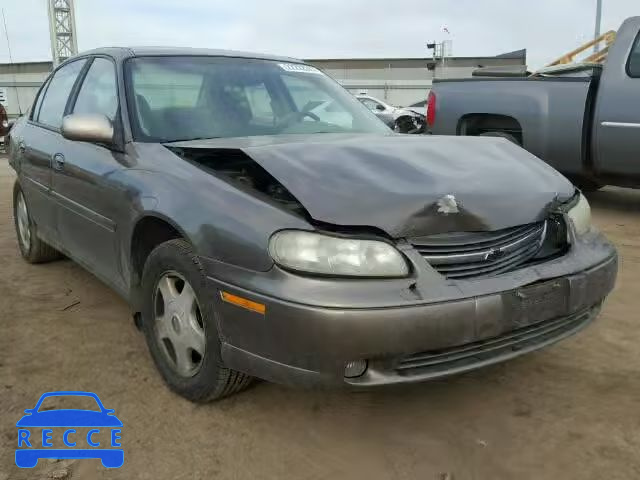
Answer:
1, 156, 639, 480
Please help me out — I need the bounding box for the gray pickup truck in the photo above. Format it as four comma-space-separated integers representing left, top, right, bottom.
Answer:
429, 16, 640, 190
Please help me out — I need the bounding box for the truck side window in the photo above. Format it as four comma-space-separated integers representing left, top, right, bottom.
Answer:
627, 33, 640, 78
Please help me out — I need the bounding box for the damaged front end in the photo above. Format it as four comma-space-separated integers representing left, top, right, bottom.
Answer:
166, 146, 309, 217
165, 134, 579, 280
165, 134, 576, 238
160, 136, 615, 387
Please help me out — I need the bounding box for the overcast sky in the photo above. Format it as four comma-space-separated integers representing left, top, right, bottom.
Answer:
0, 0, 637, 68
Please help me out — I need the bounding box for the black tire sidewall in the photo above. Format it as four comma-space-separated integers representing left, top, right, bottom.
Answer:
141, 239, 226, 401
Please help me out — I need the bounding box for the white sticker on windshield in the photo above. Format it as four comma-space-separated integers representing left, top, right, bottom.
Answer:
278, 63, 323, 74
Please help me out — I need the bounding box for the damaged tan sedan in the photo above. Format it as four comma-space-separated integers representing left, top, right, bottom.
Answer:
8, 47, 617, 401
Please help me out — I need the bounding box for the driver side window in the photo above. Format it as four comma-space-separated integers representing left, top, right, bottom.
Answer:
73, 57, 118, 121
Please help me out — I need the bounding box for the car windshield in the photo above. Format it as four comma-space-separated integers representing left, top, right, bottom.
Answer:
37, 395, 101, 412
125, 56, 389, 142
409, 101, 426, 108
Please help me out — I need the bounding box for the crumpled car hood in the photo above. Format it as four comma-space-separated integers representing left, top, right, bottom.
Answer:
168, 134, 574, 238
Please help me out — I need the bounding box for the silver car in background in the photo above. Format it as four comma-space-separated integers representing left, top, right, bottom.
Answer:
356, 94, 425, 133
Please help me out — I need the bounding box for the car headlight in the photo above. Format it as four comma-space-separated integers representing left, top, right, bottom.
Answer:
567, 193, 591, 236
269, 230, 409, 277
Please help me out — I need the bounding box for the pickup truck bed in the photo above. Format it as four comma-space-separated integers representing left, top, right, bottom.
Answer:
429, 16, 640, 190
431, 74, 597, 177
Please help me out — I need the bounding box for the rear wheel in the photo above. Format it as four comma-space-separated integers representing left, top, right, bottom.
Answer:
13, 183, 62, 263
141, 239, 252, 402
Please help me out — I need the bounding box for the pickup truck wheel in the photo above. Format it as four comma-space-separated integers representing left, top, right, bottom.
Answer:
12, 183, 62, 264
141, 239, 253, 402
479, 131, 520, 145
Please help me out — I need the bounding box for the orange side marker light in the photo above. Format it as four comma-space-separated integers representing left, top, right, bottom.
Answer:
220, 291, 266, 315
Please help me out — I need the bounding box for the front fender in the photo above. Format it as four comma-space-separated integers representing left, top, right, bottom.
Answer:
121, 164, 312, 274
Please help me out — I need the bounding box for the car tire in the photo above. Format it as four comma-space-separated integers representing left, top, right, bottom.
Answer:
141, 238, 252, 402
479, 131, 520, 145
13, 183, 62, 264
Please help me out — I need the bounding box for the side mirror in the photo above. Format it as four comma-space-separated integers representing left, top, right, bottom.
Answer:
375, 104, 385, 111
61, 113, 114, 144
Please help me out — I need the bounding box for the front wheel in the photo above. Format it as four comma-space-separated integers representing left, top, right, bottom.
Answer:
141, 239, 252, 402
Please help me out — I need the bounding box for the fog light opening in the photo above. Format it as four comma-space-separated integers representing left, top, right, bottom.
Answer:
344, 360, 368, 378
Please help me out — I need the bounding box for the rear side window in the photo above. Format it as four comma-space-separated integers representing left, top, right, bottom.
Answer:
30, 77, 51, 121
73, 58, 118, 120
628, 33, 640, 78
37, 59, 86, 129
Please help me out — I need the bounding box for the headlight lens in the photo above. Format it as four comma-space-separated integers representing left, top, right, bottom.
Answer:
567, 193, 591, 236
269, 230, 409, 277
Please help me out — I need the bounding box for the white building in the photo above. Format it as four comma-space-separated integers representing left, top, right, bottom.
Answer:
0, 61, 52, 119
0, 49, 526, 118
307, 50, 526, 106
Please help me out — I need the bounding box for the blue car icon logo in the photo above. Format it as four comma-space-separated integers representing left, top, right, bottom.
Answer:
16, 391, 123, 468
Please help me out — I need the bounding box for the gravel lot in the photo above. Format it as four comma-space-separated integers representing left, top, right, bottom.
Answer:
1, 156, 639, 479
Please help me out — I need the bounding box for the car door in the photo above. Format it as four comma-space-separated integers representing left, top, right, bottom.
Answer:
50, 56, 127, 289
593, 28, 640, 177
16, 60, 87, 244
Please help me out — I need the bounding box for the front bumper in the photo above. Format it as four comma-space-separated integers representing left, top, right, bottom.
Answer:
204, 230, 617, 387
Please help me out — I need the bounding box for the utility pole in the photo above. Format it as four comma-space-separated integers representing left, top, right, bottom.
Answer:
593, 0, 603, 54
48, 0, 78, 67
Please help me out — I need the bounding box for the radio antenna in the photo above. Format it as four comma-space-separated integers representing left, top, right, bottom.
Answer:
1, 8, 22, 114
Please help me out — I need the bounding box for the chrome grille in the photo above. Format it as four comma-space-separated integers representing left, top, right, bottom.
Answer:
412, 222, 546, 279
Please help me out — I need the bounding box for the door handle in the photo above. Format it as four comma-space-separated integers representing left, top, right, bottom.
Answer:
52, 153, 65, 171
18, 140, 26, 154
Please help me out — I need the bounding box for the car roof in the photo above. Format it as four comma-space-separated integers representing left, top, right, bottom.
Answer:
70, 46, 304, 65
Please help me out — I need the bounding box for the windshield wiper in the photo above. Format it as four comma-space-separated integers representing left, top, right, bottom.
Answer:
163, 136, 222, 144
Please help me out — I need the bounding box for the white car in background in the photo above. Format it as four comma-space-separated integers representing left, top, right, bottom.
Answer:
355, 94, 425, 133
405, 100, 426, 117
